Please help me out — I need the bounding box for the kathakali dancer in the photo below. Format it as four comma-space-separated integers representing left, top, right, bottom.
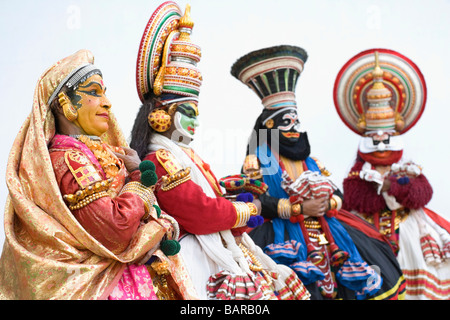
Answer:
0, 49, 197, 300
334, 48, 450, 299
231, 45, 406, 300
130, 1, 310, 300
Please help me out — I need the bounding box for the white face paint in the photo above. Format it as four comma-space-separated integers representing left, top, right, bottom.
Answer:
358, 130, 404, 153
277, 111, 299, 131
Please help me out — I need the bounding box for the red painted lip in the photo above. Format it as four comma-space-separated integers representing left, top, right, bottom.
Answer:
282, 132, 300, 138
97, 113, 109, 120
188, 126, 195, 133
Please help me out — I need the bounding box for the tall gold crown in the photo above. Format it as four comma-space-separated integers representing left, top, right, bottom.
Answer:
334, 48, 427, 136
358, 51, 398, 133
178, 4, 194, 41
136, 2, 202, 103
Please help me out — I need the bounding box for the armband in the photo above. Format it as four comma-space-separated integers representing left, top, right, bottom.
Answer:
310, 156, 331, 177
155, 149, 191, 190
160, 168, 191, 191
63, 178, 113, 210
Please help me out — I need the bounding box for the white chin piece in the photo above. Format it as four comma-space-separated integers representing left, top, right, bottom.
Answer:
173, 112, 194, 143
358, 135, 404, 153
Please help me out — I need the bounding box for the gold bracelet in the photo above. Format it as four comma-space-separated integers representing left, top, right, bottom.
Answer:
329, 195, 342, 211
119, 181, 156, 218
159, 213, 180, 240
277, 198, 291, 219
232, 201, 251, 228
69, 191, 108, 210
247, 202, 258, 216
291, 203, 302, 216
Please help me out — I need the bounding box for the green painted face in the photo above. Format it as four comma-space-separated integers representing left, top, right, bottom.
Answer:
174, 102, 199, 138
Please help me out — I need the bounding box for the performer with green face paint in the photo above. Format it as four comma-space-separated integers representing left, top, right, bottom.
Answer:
130, 1, 311, 300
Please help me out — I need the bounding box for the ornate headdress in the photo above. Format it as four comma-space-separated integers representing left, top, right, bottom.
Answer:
136, 1, 202, 105
231, 45, 307, 125
232, 45, 310, 163
333, 48, 427, 137
47, 62, 102, 106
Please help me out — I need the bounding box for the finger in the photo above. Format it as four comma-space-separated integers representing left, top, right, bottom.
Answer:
122, 146, 137, 155
113, 151, 126, 159
121, 146, 132, 153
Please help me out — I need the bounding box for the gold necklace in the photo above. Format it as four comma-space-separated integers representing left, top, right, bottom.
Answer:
78, 135, 121, 179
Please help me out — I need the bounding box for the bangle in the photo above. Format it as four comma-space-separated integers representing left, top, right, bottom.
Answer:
277, 199, 291, 219
329, 195, 342, 211
119, 181, 156, 219
232, 201, 251, 228
247, 202, 258, 216
291, 203, 303, 216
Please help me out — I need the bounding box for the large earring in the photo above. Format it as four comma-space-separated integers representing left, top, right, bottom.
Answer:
167, 103, 178, 116
148, 109, 172, 132
58, 92, 78, 122
265, 119, 274, 129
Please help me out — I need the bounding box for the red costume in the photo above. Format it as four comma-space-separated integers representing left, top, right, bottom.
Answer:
334, 48, 450, 299
145, 148, 237, 236
49, 134, 146, 253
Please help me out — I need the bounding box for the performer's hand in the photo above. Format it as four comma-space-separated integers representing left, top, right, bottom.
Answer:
381, 178, 391, 192
302, 197, 329, 217
252, 198, 262, 215
114, 146, 141, 173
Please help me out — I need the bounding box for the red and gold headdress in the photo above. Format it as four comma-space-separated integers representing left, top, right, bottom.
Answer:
333, 48, 427, 136
136, 1, 202, 104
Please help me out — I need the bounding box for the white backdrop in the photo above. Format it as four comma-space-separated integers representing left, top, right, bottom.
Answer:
0, 0, 449, 251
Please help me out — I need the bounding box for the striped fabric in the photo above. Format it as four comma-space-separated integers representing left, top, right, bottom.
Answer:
397, 210, 450, 299
370, 275, 406, 300
420, 234, 444, 265
206, 271, 270, 300
264, 239, 324, 285
276, 270, 311, 300
403, 270, 450, 300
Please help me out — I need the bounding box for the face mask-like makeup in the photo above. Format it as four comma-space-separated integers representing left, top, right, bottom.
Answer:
172, 102, 199, 142
273, 109, 301, 143
71, 74, 111, 137
358, 130, 404, 154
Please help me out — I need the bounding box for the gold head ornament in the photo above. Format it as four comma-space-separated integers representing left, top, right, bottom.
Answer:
152, 4, 202, 97
58, 91, 78, 122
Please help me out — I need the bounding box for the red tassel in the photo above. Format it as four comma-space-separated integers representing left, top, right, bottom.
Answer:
318, 216, 349, 268
326, 209, 339, 218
